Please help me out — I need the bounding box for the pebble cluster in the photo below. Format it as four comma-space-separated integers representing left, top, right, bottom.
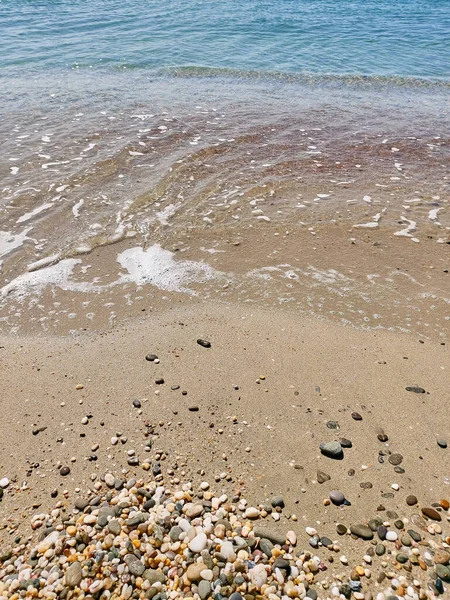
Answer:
1, 479, 450, 600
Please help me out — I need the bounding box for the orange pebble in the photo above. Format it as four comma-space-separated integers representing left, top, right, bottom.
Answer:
440, 499, 449, 510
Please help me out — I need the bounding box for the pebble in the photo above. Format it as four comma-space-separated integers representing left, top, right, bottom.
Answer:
386, 531, 398, 542
105, 473, 115, 487
336, 523, 348, 535
350, 524, 374, 540
330, 490, 345, 505
319, 441, 343, 459
59, 466, 70, 476
189, 532, 208, 553
388, 454, 403, 466
317, 470, 331, 483
65, 561, 82, 587
406, 494, 418, 506
132, 399, 142, 408
351, 412, 363, 421
145, 353, 158, 361
437, 439, 448, 448
245, 507, 260, 519
271, 495, 285, 508
0, 478, 9, 488
405, 386, 425, 393
197, 339, 211, 348
422, 507, 442, 521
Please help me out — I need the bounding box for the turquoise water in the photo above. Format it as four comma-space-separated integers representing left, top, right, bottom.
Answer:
1, 0, 450, 79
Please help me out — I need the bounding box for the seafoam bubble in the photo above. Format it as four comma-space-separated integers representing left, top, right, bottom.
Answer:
0, 245, 227, 302
115, 245, 223, 293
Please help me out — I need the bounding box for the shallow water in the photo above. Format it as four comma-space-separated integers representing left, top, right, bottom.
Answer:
2, 0, 450, 78
1, 2, 449, 336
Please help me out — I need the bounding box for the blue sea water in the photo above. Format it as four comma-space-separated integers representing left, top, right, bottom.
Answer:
1, 0, 450, 79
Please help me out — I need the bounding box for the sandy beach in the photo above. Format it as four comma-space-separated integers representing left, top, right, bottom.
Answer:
1, 295, 449, 597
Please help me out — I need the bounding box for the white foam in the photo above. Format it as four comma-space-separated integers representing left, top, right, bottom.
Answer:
17, 203, 53, 224
428, 208, 441, 223
0, 228, 32, 259
353, 211, 384, 229
394, 217, 416, 237
1, 259, 82, 300
116, 245, 220, 293
72, 199, 84, 218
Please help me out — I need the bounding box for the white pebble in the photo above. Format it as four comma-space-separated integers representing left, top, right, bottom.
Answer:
391, 483, 399, 491
386, 531, 398, 541
0, 478, 9, 488
189, 532, 207, 553
305, 527, 317, 536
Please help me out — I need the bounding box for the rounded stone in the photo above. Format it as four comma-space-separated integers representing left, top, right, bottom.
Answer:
437, 439, 448, 448
330, 490, 345, 505
350, 524, 374, 540
270, 496, 285, 509
198, 581, 212, 600
336, 523, 347, 535
422, 507, 442, 521
388, 453, 403, 466
406, 494, 418, 506
351, 412, 362, 421
375, 544, 386, 556
59, 466, 70, 476
197, 339, 211, 348
319, 441, 343, 459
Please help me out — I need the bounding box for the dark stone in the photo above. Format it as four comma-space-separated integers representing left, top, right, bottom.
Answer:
326, 421, 339, 430
437, 439, 448, 449
377, 525, 387, 540
188, 406, 199, 412
319, 441, 343, 459
59, 466, 70, 476
320, 537, 333, 547
145, 354, 158, 361
339, 438, 353, 448
408, 529, 421, 542
350, 524, 373, 540
336, 524, 347, 535
351, 412, 362, 421
360, 482, 373, 489
422, 507, 442, 521
405, 386, 425, 393
133, 399, 142, 409
317, 471, 331, 484
270, 496, 285, 509
155, 378, 165, 385
388, 453, 403, 466
197, 339, 211, 348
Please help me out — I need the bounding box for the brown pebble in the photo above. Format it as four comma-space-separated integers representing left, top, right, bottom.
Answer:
421, 507, 442, 521
439, 499, 450, 510
60, 466, 70, 476
406, 495, 418, 506
351, 412, 362, 421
